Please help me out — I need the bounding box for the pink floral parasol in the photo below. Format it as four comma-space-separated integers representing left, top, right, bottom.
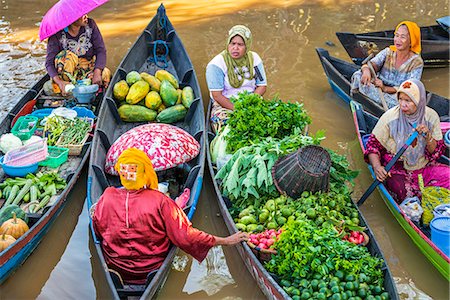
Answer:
39, 0, 109, 41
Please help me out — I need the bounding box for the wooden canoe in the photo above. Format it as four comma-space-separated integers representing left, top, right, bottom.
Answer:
336, 22, 449, 68
0, 76, 103, 283
350, 100, 450, 281
86, 4, 205, 299
206, 100, 399, 299
315, 47, 450, 122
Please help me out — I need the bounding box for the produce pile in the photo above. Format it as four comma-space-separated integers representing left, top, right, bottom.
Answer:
210, 92, 390, 299
113, 70, 195, 123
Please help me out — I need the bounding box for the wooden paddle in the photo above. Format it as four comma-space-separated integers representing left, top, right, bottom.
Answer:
357, 128, 419, 206
11, 99, 37, 128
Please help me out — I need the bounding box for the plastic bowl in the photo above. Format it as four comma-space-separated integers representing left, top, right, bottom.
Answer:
73, 84, 99, 104
0, 156, 39, 177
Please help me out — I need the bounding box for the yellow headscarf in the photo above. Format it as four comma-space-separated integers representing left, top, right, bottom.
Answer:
389, 21, 421, 54
114, 148, 158, 190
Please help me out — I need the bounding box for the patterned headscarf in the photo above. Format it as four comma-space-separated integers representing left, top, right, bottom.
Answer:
393, 79, 427, 166
389, 21, 421, 54
221, 25, 254, 88
115, 148, 158, 190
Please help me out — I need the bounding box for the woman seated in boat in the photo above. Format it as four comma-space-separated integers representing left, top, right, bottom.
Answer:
364, 79, 449, 204
45, 14, 111, 95
206, 25, 267, 132
351, 21, 424, 109
92, 148, 248, 285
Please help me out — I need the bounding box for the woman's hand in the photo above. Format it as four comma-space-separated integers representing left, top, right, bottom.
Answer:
360, 68, 372, 85
92, 68, 103, 86
415, 124, 431, 141
374, 78, 384, 90
53, 76, 70, 96
374, 165, 390, 182
215, 231, 248, 246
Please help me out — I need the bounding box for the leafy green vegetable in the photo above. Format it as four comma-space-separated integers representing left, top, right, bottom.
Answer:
225, 92, 311, 152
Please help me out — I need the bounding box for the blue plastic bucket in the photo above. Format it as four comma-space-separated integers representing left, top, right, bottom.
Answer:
430, 216, 450, 257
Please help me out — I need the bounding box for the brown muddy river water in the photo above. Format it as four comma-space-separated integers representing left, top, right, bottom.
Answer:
0, 0, 449, 299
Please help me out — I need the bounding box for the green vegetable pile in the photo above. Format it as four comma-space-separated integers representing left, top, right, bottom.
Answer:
44, 116, 91, 146
266, 219, 386, 300
225, 92, 311, 152
0, 171, 66, 214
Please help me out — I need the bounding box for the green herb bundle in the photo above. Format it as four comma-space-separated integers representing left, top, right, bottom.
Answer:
225, 92, 311, 153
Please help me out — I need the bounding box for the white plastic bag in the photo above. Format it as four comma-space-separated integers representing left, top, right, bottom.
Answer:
400, 197, 423, 223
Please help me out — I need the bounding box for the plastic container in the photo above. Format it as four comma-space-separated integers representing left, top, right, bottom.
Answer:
39, 146, 69, 168
72, 106, 96, 119
0, 156, 39, 177
430, 217, 450, 257
72, 84, 99, 104
11, 115, 39, 141
31, 108, 54, 119
4, 139, 48, 166
444, 130, 450, 148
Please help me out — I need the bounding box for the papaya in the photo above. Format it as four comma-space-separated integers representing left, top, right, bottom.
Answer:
113, 80, 129, 101
140, 72, 161, 92
126, 71, 141, 86
176, 89, 182, 105
145, 91, 162, 110
159, 80, 178, 107
156, 104, 187, 123
118, 104, 157, 122
126, 80, 150, 104
155, 70, 179, 89
157, 103, 166, 113
181, 86, 195, 108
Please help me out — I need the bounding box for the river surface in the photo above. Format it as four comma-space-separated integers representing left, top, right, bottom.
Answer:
0, 0, 449, 299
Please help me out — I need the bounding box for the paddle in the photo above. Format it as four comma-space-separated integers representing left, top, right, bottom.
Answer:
357, 128, 420, 206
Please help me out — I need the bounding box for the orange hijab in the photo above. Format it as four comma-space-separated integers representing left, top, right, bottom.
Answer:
389, 21, 421, 54
114, 148, 158, 190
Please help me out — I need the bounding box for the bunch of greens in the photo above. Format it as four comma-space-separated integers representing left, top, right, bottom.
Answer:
327, 149, 359, 187
266, 219, 384, 284
215, 132, 323, 205
226, 92, 311, 153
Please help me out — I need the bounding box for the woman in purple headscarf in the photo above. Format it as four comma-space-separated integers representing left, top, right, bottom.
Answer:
364, 79, 449, 203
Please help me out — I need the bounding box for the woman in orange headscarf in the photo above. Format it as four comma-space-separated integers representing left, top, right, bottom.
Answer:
351, 21, 424, 109
92, 148, 247, 284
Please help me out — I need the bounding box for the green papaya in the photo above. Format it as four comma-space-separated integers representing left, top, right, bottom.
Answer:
126, 71, 141, 86
155, 70, 179, 89
140, 72, 161, 92
145, 91, 162, 110
113, 80, 129, 101
181, 86, 195, 108
159, 80, 178, 107
176, 89, 182, 105
156, 104, 187, 123
126, 80, 150, 104
118, 104, 157, 122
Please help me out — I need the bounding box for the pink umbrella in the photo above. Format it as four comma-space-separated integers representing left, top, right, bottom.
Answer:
39, 0, 108, 41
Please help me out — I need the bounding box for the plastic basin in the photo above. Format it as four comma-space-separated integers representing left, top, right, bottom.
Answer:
0, 156, 39, 177
430, 216, 450, 257
73, 84, 99, 104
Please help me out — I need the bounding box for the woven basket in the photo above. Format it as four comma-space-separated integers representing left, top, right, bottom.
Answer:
247, 241, 277, 263
272, 145, 331, 199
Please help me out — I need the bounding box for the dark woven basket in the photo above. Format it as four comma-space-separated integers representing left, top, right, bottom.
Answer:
272, 145, 331, 199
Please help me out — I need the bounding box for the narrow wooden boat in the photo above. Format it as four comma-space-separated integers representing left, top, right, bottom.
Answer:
336, 22, 449, 68
206, 100, 399, 299
86, 4, 205, 299
0, 76, 103, 283
437, 16, 450, 33
315, 47, 450, 121
350, 100, 450, 281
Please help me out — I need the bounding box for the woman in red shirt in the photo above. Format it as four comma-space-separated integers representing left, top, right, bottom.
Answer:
92, 148, 247, 284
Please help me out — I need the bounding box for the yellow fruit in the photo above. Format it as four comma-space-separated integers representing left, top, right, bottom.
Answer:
140, 72, 161, 92
126, 80, 150, 104
113, 80, 129, 101
176, 89, 182, 105
145, 91, 163, 110
157, 103, 166, 113
155, 70, 179, 89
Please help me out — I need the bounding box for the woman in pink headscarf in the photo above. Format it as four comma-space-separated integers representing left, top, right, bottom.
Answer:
364, 79, 449, 203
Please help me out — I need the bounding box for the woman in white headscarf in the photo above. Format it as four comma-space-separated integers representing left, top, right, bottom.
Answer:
364, 79, 449, 203
206, 25, 267, 133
